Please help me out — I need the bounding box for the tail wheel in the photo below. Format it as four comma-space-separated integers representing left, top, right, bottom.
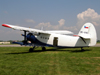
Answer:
81, 47, 84, 51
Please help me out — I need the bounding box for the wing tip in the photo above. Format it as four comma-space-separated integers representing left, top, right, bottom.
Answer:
2, 24, 12, 28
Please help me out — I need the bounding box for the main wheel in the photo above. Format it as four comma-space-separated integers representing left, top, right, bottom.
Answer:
42, 47, 46, 51
29, 48, 33, 52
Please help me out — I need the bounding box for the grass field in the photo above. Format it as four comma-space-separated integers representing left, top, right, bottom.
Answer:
0, 47, 100, 75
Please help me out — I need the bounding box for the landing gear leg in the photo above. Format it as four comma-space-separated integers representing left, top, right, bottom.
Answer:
29, 46, 35, 52
42, 47, 46, 51
81, 47, 84, 51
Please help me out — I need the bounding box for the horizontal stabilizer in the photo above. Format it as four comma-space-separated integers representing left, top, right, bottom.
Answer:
79, 34, 91, 39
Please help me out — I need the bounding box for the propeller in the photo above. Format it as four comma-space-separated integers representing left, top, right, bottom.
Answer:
24, 31, 27, 41
23, 31, 27, 44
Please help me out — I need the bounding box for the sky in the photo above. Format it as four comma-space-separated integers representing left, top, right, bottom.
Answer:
0, 0, 100, 40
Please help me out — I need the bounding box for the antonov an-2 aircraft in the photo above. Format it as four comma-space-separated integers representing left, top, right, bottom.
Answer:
2, 23, 97, 52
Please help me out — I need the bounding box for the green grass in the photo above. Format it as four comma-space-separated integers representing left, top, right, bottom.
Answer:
0, 47, 100, 75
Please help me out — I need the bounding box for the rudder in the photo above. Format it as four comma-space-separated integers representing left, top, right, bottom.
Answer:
78, 23, 97, 46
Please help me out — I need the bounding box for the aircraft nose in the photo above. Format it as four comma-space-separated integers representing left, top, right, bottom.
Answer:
27, 34, 36, 42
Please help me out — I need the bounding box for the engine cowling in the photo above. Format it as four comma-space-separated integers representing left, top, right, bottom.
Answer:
26, 33, 36, 43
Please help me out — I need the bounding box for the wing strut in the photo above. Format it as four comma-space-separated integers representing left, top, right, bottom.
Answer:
24, 31, 27, 41
23, 31, 27, 44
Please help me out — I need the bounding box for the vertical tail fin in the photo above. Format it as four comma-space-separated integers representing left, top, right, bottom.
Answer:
78, 23, 97, 46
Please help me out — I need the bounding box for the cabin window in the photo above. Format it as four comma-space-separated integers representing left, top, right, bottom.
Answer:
84, 32, 88, 34
80, 31, 83, 33
40, 36, 49, 39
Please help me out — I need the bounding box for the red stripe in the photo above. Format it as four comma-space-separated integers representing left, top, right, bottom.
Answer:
2, 24, 12, 28
85, 27, 88, 29
73, 35, 79, 37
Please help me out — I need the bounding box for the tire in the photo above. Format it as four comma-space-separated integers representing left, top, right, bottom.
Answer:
42, 47, 46, 51
29, 48, 33, 52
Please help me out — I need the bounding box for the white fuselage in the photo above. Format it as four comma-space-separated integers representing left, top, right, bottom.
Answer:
35, 33, 90, 48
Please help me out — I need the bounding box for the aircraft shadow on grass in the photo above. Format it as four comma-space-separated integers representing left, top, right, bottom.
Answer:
6, 48, 92, 55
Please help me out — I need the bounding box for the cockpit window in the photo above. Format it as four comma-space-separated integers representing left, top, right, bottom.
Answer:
28, 33, 33, 35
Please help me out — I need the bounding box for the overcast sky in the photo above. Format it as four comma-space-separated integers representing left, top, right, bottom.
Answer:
0, 0, 100, 40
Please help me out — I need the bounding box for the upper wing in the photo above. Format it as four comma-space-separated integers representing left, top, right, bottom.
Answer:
2, 24, 50, 34
45, 30, 73, 34
2, 24, 73, 35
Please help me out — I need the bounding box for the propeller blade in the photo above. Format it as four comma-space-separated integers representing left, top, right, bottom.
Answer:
24, 31, 27, 41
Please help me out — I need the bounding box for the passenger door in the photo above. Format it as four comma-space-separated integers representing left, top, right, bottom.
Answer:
53, 37, 58, 46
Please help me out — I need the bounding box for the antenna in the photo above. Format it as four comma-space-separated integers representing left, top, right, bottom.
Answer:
41, 26, 44, 30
